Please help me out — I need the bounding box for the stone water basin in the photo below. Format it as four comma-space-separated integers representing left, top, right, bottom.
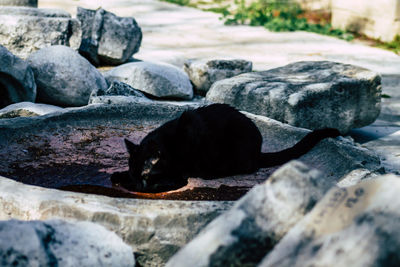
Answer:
0, 102, 277, 201
0, 101, 383, 266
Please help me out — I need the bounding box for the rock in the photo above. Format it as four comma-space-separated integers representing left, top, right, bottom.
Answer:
260, 174, 400, 267
184, 58, 252, 95
89, 81, 149, 105
245, 111, 382, 184
0, 45, 36, 109
91, 81, 147, 98
0, 219, 135, 267
88, 95, 152, 105
27, 45, 108, 107
0, 0, 36, 6
0, 102, 64, 118
0, 7, 81, 59
206, 61, 382, 134
0, 6, 68, 16
105, 62, 193, 100
166, 161, 334, 267
77, 7, 142, 66
0, 177, 232, 267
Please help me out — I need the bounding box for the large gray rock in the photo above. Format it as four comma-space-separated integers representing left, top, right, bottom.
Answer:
0, 45, 36, 108
0, 102, 64, 118
0, 7, 81, 59
0, 219, 134, 267
0, 0, 37, 7
77, 7, 142, 66
245, 111, 382, 183
90, 80, 147, 98
184, 58, 252, 95
206, 61, 382, 134
88, 80, 149, 105
166, 161, 333, 267
166, 155, 382, 267
27, 45, 108, 107
260, 174, 400, 267
105, 62, 194, 100
0, 176, 232, 267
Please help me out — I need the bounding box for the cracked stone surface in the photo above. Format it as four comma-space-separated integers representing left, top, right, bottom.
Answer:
0, 219, 134, 267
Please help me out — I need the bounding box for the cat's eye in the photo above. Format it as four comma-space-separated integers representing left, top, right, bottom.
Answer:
141, 156, 161, 177
150, 157, 160, 165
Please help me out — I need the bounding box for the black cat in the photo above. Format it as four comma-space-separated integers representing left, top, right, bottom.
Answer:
111, 104, 340, 192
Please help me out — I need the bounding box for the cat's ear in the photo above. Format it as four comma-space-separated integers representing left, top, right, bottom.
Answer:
124, 139, 139, 155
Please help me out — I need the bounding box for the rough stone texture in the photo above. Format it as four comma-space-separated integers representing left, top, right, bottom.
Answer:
0, 45, 36, 109
166, 161, 334, 267
0, 7, 81, 59
245, 111, 382, 185
183, 58, 252, 95
0, 177, 231, 267
27, 45, 108, 107
0, 102, 233, 267
89, 81, 149, 104
206, 61, 382, 134
91, 81, 147, 98
0, 102, 64, 118
88, 95, 152, 105
0, 102, 383, 266
77, 7, 142, 66
0, 6, 68, 16
0, 0, 37, 7
105, 62, 193, 100
0, 219, 135, 267
260, 174, 400, 267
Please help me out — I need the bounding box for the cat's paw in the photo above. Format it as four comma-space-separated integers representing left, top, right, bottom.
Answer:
110, 171, 128, 184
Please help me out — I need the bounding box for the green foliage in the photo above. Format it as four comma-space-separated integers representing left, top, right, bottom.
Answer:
161, 0, 400, 53
161, 0, 193, 7
377, 35, 400, 54
215, 0, 353, 41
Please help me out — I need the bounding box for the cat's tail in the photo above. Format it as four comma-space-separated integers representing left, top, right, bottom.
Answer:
258, 128, 340, 168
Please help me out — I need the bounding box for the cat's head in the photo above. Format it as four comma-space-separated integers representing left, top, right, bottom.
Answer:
123, 138, 183, 192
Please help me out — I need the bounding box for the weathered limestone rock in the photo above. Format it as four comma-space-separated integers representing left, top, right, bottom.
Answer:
105, 62, 193, 100
0, 219, 134, 267
0, 7, 81, 59
77, 7, 142, 66
260, 174, 400, 267
0, 102, 64, 118
88, 95, 152, 105
91, 81, 147, 98
166, 161, 335, 267
89, 80, 149, 104
0, 177, 232, 267
0, 45, 36, 108
183, 58, 252, 95
27, 45, 108, 107
0, 0, 37, 7
245, 111, 382, 183
206, 61, 381, 133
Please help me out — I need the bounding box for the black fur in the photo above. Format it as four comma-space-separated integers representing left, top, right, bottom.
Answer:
111, 104, 340, 192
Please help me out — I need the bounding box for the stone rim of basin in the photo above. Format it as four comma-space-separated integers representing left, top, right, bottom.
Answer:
0, 101, 383, 201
